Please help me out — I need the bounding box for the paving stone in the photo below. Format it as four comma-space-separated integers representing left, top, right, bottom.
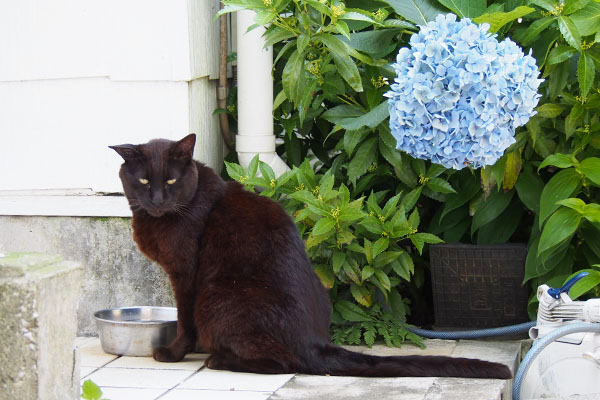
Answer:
271, 341, 519, 400
423, 377, 505, 400
270, 375, 434, 400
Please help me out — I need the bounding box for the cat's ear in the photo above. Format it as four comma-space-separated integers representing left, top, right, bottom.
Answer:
109, 144, 143, 161
171, 134, 196, 160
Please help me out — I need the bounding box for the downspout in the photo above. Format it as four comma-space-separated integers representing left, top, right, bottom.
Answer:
217, 2, 234, 150
235, 10, 290, 176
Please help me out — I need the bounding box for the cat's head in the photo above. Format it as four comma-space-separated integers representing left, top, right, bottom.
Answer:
110, 134, 199, 217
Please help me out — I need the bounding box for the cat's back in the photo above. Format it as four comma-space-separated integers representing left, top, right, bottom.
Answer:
200, 180, 308, 275
212, 181, 294, 232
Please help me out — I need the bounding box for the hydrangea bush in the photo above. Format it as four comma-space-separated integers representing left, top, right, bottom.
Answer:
386, 13, 543, 170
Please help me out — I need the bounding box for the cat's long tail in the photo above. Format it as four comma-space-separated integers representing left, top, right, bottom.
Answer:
304, 344, 512, 379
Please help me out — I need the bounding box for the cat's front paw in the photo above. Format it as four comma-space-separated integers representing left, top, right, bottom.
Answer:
153, 346, 185, 362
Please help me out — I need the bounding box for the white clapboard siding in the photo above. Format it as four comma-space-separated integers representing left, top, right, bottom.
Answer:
0, 0, 219, 82
0, 0, 224, 216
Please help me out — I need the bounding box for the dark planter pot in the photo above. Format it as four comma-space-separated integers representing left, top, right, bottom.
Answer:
429, 243, 530, 329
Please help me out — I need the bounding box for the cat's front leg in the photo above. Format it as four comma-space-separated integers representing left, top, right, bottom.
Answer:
153, 272, 197, 362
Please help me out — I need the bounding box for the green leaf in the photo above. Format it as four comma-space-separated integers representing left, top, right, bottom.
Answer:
535, 103, 565, 118
503, 151, 522, 191
579, 223, 600, 259
382, 193, 402, 219
81, 380, 103, 400
578, 52, 595, 100
351, 284, 372, 307
410, 233, 443, 254
583, 204, 600, 224
344, 261, 362, 284
344, 130, 370, 156
315, 265, 335, 288
547, 45, 578, 65
389, 289, 407, 318
565, 102, 585, 139
476, 198, 523, 244
570, 2, 600, 36
348, 137, 378, 185
341, 29, 405, 58
372, 238, 389, 260
563, 269, 600, 299
336, 101, 390, 131
400, 186, 423, 211
360, 215, 384, 234
529, 0, 557, 11
334, 21, 351, 40
336, 230, 355, 246
363, 238, 374, 264
425, 177, 456, 194
273, 89, 287, 111
440, 175, 480, 221
334, 300, 372, 322
539, 168, 582, 226
471, 190, 515, 235
317, 34, 363, 92
338, 207, 366, 222
306, 231, 332, 249
473, 6, 534, 32
517, 16, 554, 46
224, 161, 246, 181
263, 26, 295, 47
578, 157, 600, 186
259, 160, 276, 181
374, 270, 391, 292
380, 0, 446, 25
563, 0, 591, 15
254, 9, 277, 25
558, 16, 582, 51
391, 252, 414, 281
332, 251, 346, 273
341, 10, 377, 24
556, 197, 586, 213
304, 0, 330, 15
362, 265, 376, 281
538, 207, 582, 255
438, 0, 486, 17
538, 153, 578, 171
426, 163, 447, 178
373, 251, 402, 268
549, 61, 570, 101
515, 166, 545, 214
312, 217, 336, 236
297, 34, 309, 54
282, 49, 305, 105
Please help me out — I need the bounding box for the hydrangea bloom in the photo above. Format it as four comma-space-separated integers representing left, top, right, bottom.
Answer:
385, 13, 543, 170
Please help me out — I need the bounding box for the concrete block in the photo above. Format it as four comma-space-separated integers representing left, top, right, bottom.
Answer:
0, 216, 175, 336
0, 251, 83, 400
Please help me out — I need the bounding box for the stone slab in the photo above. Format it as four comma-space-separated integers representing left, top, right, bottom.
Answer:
0, 251, 83, 400
271, 340, 520, 400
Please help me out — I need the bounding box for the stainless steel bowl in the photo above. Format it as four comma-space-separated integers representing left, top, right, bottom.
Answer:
93, 306, 177, 357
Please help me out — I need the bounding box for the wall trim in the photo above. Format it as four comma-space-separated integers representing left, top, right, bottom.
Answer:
0, 192, 131, 217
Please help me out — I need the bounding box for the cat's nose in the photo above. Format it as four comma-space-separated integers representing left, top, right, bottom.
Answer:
150, 193, 164, 206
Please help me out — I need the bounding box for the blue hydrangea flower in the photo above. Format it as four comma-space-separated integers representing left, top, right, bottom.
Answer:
385, 13, 543, 170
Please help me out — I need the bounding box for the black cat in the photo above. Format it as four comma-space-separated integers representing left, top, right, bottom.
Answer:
110, 134, 511, 378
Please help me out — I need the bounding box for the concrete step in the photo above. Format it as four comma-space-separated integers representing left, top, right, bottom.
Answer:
270, 339, 523, 400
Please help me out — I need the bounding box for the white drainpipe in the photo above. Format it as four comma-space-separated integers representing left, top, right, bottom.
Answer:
235, 10, 290, 176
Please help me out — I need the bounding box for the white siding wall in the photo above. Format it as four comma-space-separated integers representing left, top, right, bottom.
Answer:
0, 0, 224, 215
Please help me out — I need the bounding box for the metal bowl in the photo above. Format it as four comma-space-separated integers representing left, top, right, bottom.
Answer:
93, 306, 177, 357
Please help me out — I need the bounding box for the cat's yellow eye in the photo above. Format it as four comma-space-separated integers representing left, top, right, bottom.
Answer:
167, 179, 177, 185
139, 178, 149, 185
